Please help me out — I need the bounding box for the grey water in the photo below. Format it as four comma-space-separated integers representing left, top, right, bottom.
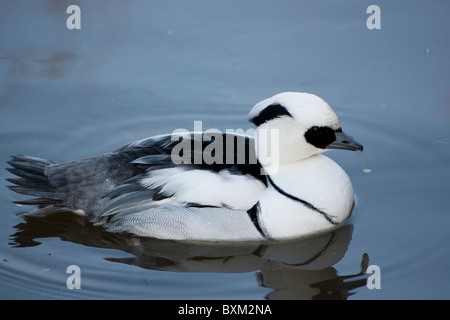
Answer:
1, 0, 449, 299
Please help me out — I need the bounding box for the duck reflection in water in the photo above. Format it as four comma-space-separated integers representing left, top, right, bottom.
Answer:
10, 213, 369, 300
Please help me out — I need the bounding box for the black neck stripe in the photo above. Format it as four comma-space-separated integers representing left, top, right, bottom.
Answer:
267, 175, 338, 225
247, 203, 272, 240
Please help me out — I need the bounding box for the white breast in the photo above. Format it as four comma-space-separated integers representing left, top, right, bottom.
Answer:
259, 154, 354, 239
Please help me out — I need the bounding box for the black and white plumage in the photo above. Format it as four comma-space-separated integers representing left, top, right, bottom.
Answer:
7, 92, 363, 241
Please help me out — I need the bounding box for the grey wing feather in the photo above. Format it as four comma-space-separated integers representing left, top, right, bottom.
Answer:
103, 204, 264, 241
100, 189, 158, 217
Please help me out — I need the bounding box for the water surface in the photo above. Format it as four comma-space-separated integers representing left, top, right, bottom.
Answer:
1, 0, 449, 299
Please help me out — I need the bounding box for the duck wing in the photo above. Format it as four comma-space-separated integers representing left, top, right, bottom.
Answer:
96, 132, 267, 225
8, 133, 266, 225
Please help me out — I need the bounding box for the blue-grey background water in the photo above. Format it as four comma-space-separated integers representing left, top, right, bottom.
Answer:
1, 0, 449, 300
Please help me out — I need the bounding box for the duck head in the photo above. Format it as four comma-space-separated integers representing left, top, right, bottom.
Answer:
249, 92, 363, 168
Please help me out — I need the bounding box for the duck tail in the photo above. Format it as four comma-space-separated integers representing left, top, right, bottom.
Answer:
6, 155, 65, 215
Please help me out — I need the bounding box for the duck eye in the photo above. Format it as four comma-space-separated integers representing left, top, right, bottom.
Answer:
309, 126, 320, 134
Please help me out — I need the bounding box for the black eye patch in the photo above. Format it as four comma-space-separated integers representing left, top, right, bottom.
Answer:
304, 126, 338, 149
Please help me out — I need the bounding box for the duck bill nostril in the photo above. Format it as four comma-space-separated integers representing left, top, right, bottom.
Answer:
326, 131, 363, 151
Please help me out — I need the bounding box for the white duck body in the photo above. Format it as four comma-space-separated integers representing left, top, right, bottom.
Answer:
107, 153, 354, 241
7, 92, 362, 242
